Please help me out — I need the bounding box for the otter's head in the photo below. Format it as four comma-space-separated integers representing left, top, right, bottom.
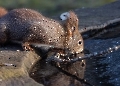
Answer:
62, 11, 84, 55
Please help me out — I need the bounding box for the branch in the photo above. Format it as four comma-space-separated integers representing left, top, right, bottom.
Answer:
80, 18, 120, 39
46, 45, 120, 63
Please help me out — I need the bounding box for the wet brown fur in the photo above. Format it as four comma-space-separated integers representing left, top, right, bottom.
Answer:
0, 8, 83, 54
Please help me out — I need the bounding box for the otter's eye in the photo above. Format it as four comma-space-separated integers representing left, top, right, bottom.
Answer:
78, 40, 82, 45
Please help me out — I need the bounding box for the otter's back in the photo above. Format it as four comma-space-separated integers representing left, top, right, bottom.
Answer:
0, 8, 65, 47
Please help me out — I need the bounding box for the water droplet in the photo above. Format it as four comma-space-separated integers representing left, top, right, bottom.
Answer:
114, 46, 119, 50
110, 50, 113, 52
70, 37, 72, 39
4, 63, 13, 66
16, 50, 20, 52
109, 47, 112, 50
116, 41, 119, 44
93, 52, 98, 56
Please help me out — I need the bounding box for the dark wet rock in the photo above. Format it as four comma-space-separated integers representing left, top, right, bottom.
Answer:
0, 44, 42, 86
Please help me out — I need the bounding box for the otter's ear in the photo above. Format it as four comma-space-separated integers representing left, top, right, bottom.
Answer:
65, 11, 79, 37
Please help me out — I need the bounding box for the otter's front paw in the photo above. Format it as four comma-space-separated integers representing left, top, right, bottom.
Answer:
22, 42, 34, 51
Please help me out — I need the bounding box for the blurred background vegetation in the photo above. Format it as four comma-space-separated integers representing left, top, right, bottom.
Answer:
0, 0, 115, 16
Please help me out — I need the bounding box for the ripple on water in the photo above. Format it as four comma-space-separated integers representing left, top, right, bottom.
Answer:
84, 37, 120, 86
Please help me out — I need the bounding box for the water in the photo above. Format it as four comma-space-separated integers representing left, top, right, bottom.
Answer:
84, 37, 120, 86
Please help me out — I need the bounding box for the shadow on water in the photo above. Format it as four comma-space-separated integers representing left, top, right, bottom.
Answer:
85, 57, 114, 86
